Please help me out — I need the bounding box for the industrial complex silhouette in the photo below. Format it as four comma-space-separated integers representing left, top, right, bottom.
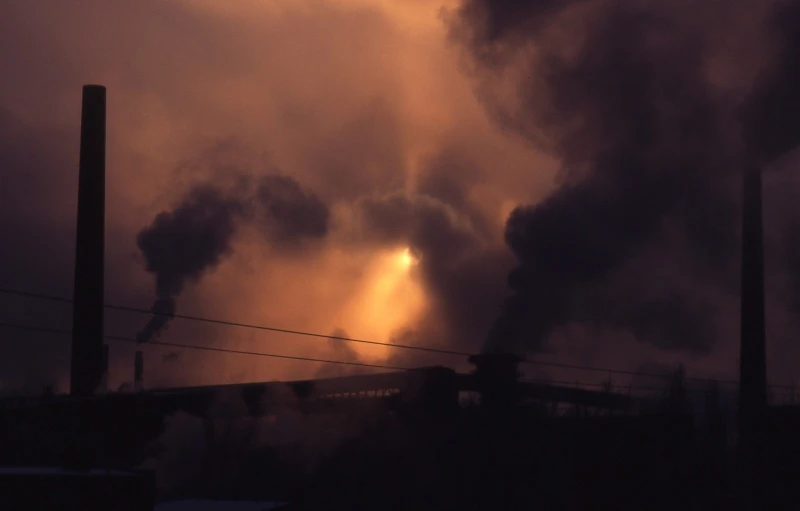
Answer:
2, 84, 800, 509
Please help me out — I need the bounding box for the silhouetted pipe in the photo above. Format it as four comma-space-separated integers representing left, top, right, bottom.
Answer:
99, 343, 109, 394
738, 161, 767, 451
134, 350, 144, 392
70, 85, 106, 397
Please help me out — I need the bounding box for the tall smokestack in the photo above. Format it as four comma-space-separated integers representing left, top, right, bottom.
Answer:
70, 85, 107, 397
738, 162, 767, 450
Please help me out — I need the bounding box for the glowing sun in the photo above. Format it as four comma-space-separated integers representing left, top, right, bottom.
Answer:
336, 246, 426, 361
399, 247, 418, 268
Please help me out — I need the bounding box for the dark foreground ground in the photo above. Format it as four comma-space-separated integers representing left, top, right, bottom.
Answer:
2, 399, 799, 510
178, 410, 796, 510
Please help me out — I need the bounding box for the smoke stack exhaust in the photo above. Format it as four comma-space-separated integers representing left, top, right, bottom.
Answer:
738, 162, 767, 450
70, 85, 107, 397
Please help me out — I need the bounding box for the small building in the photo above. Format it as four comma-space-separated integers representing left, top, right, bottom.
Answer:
0, 466, 155, 511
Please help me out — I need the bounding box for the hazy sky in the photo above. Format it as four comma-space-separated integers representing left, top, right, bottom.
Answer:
2, 0, 800, 395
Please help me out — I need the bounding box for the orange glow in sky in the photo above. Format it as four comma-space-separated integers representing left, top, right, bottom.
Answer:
339, 247, 426, 361
0, 0, 553, 390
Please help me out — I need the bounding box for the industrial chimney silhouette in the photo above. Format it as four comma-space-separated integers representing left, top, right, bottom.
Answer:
738, 162, 767, 450
69, 85, 107, 397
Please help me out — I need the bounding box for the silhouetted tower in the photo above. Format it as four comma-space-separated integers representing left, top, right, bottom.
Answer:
738, 162, 767, 451
70, 85, 107, 397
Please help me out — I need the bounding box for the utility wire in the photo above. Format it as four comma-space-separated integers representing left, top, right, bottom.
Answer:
0, 287, 687, 377
1, 318, 798, 392
1, 286, 794, 388
519, 358, 741, 387
0, 287, 472, 357
0, 320, 409, 371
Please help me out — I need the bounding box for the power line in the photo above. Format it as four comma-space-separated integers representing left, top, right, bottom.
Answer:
0, 288, 72, 305
1, 286, 794, 388
0, 321, 409, 371
2, 318, 798, 393
0, 287, 472, 358
520, 358, 741, 387
0, 287, 686, 377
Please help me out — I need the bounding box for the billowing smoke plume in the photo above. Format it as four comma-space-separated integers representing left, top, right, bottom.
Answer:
256, 175, 330, 246
451, 0, 800, 355
136, 185, 244, 343
137, 174, 329, 343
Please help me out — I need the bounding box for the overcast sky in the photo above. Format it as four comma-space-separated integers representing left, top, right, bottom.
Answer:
2, 0, 800, 395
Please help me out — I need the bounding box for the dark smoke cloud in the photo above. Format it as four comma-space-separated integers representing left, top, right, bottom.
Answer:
137, 173, 329, 343
453, 0, 800, 355
136, 185, 244, 343
255, 175, 330, 246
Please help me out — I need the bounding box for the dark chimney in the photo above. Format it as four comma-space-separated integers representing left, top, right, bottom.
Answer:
70, 85, 106, 397
738, 162, 767, 450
